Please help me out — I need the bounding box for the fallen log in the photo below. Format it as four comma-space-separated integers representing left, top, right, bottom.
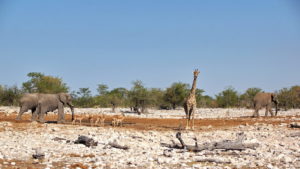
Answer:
195, 158, 231, 164
161, 132, 259, 152
52, 137, 67, 141
290, 132, 300, 137
107, 141, 129, 150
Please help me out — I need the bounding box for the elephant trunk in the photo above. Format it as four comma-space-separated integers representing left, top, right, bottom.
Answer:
275, 102, 278, 116
69, 103, 75, 121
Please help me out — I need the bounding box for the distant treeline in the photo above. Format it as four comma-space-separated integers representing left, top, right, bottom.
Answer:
0, 72, 299, 110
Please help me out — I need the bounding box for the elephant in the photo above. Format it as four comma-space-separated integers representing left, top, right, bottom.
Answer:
37, 93, 74, 123
16, 93, 42, 121
252, 92, 278, 117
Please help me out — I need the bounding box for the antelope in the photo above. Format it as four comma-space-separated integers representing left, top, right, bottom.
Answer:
112, 112, 125, 127
90, 113, 106, 127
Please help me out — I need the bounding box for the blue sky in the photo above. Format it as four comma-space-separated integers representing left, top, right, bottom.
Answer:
0, 0, 299, 96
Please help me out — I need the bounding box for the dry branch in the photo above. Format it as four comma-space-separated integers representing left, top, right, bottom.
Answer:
161, 132, 259, 152
195, 158, 231, 164
290, 132, 300, 137
290, 123, 300, 128
107, 141, 129, 150
52, 137, 67, 141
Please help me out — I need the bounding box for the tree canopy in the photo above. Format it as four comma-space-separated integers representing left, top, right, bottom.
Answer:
0, 72, 299, 110
22, 72, 69, 93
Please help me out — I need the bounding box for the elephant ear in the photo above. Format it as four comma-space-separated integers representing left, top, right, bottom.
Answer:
58, 93, 67, 105
271, 93, 278, 102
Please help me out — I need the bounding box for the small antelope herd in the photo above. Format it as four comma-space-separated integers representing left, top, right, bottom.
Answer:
72, 111, 125, 127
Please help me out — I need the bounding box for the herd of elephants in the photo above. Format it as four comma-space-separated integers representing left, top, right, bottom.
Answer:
13, 92, 279, 124
16, 93, 74, 124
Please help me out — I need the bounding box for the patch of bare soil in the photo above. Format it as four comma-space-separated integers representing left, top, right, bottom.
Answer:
1, 112, 299, 131
0, 158, 46, 169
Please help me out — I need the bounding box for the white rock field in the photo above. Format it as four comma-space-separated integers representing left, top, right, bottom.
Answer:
0, 106, 300, 168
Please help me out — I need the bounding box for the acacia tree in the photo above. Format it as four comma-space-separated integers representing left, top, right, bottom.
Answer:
164, 82, 189, 109
216, 87, 239, 108
107, 88, 128, 111
128, 80, 149, 114
22, 72, 68, 93
97, 84, 109, 96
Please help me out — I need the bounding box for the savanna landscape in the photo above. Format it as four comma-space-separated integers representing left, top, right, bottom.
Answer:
1, 1, 300, 169
0, 71, 300, 169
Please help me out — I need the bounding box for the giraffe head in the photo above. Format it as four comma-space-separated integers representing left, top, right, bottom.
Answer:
193, 69, 200, 77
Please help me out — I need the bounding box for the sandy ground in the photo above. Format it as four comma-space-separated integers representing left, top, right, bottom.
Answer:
0, 107, 300, 168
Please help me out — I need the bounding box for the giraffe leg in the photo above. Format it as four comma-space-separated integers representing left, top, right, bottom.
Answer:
186, 118, 189, 130
192, 111, 195, 130
185, 108, 190, 130
191, 106, 195, 130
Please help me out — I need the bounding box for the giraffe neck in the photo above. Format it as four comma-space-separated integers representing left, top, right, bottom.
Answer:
190, 76, 198, 95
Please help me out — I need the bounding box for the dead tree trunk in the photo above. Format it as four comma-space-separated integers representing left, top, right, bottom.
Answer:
161, 132, 259, 152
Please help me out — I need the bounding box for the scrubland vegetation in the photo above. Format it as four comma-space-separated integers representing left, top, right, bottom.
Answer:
1, 72, 299, 110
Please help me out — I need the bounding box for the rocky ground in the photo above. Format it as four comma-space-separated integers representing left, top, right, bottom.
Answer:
0, 107, 300, 169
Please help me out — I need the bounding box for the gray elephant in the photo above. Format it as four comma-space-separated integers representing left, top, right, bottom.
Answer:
37, 93, 74, 123
252, 92, 278, 117
16, 93, 42, 121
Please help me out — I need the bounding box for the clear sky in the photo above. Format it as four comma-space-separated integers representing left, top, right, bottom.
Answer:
0, 0, 299, 96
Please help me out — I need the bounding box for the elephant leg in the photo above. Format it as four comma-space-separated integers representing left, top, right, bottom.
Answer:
57, 103, 65, 124
16, 106, 28, 120
31, 108, 38, 121
265, 107, 269, 117
37, 104, 47, 123
251, 111, 256, 118
38, 111, 46, 123
252, 108, 259, 118
267, 105, 274, 117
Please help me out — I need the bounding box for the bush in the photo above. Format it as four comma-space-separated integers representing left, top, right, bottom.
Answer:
277, 86, 300, 110
216, 87, 239, 108
72, 88, 95, 108
0, 85, 23, 106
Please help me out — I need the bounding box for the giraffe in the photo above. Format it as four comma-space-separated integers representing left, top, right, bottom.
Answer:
183, 69, 200, 130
